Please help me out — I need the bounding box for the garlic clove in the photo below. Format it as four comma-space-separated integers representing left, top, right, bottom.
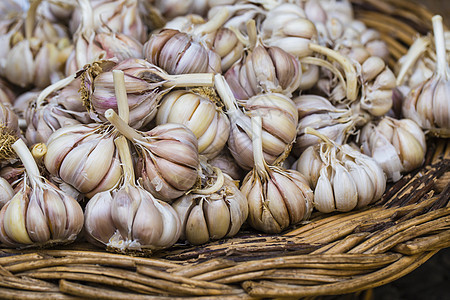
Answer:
26, 192, 51, 243
345, 161, 375, 209
204, 197, 230, 240
131, 191, 164, 246
41, 189, 67, 240
332, 162, 358, 212
185, 204, 210, 245
3, 191, 33, 245
392, 127, 425, 172
152, 200, 181, 248
84, 192, 116, 245
313, 167, 335, 213
111, 187, 140, 241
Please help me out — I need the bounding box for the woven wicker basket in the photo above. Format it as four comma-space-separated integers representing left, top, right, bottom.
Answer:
1, 1, 449, 299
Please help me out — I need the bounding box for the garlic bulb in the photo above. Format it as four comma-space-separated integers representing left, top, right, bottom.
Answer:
215, 74, 298, 170
79, 59, 214, 129
156, 88, 230, 158
106, 109, 199, 201
69, 0, 147, 43
360, 56, 396, 116
172, 160, 248, 245
44, 123, 122, 198
0, 138, 83, 248
0, 0, 71, 88
84, 136, 181, 252
295, 128, 386, 213
65, 0, 143, 76
143, 9, 229, 75
0, 177, 14, 209
212, 27, 245, 72
225, 20, 302, 99
360, 117, 426, 182
241, 116, 313, 233
403, 16, 450, 137
260, 3, 316, 58
293, 94, 368, 154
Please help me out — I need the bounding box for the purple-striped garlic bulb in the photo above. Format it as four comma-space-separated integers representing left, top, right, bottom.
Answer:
84, 136, 181, 252
106, 109, 200, 202
215, 74, 298, 170
241, 116, 313, 233
0, 138, 83, 248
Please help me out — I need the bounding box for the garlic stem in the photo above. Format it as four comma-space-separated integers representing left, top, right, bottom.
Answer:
105, 109, 144, 142
304, 127, 335, 146
31, 143, 47, 165
214, 74, 239, 114
432, 15, 448, 78
396, 36, 430, 85
25, 0, 42, 40
113, 70, 129, 124
36, 74, 76, 107
309, 43, 358, 101
191, 167, 224, 195
193, 8, 229, 36
251, 116, 268, 178
163, 73, 214, 88
77, 0, 94, 35
300, 56, 347, 91
114, 136, 135, 184
12, 139, 40, 180
247, 19, 257, 50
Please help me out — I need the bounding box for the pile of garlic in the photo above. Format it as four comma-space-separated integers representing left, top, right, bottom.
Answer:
0, 0, 444, 250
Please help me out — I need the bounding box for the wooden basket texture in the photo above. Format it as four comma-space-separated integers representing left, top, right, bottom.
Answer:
1, 1, 449, 299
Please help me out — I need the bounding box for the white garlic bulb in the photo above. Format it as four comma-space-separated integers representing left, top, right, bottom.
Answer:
215, 74, 298, 170
44, 123, 122, 198
360, 117, 426, 182
295, 128, 386, 213
106, 109, 200, 201
293, 94, 369, 154
156, 88, 230, 159
172, 161, 248, 245
402, 16, 450, 137
84, 136, 181, 252
0, 139, 83, 248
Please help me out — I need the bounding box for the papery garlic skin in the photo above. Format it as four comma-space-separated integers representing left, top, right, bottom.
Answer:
44, 124, 122, 198
173, 172, 248, 245
295, 131, 386, 212
84, 184, 181, 251
360, 117, 426, 182
156, 89, 230, 158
